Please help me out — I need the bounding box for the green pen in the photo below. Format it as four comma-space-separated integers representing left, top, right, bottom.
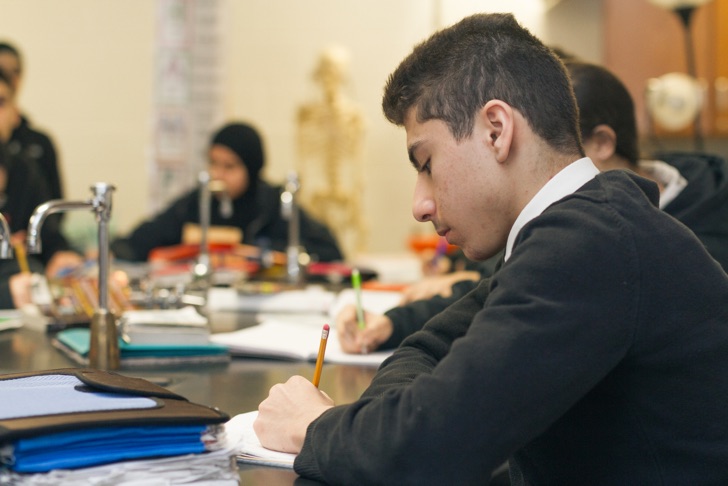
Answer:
351, 268, 368, 354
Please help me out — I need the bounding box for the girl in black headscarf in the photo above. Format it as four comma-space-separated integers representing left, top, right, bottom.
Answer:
111, 122, 343, 263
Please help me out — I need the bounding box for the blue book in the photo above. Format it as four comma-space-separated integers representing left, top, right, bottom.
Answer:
11, 424, 208, 472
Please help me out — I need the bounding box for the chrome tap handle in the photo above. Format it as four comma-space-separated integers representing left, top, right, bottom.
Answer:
90, 183, 114, 311
27, 199, 91, 253
281, 172, 304, 283
192, 171, 213, 284
0, 213, 13, 259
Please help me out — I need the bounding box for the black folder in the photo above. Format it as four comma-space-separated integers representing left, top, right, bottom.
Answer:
0, 368, 230, 472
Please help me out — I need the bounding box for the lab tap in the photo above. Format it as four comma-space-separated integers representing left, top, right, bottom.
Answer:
27, 183, 119, 370
192, 171, 213, 285
0, 212, 13, 259
191, 171, 228, 287
281, 171, 307, 283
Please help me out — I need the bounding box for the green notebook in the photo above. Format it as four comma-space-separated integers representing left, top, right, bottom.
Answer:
53, 328, 230, 368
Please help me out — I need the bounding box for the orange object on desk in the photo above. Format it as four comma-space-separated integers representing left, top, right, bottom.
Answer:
148, 243, 234, 262
407, 234, 458, 255
360, 280, 409, 292
148, 243, 263, 274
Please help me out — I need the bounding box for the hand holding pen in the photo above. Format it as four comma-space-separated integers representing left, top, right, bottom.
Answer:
254, 324, 335, 454
335, 304, 394, 354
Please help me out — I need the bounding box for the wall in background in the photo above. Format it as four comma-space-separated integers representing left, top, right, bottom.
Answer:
0, 0, 602, 257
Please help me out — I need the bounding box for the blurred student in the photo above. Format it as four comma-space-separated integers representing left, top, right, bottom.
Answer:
0, 145, 43, 308
255, 14, 728, 484
111, 122, 343, 263
0, 41, 64, 201
337, 58, 728, 355
568, 60, 728, 270
0, 69, 82, 292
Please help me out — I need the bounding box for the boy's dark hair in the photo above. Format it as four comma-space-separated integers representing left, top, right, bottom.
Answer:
0, 42, 22, 75
382, 13, 582, 154
565, 60, 639, 166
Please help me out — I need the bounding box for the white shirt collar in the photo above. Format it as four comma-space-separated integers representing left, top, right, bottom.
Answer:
638, 159, 687, 209
504, 157, 599, 261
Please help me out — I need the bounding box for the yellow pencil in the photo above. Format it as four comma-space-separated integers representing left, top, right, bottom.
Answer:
14, 242, 29, 274
312, 324, 330, 388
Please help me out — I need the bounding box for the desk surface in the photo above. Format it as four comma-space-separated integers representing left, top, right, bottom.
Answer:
0, 316, 378, 485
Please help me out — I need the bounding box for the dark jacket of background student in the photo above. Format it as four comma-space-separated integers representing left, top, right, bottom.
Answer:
110, 179, 344, 263
0, 147, 70, 266
6, 114, 63, 202
112, 122, 343, 264
657, 151, 728, 271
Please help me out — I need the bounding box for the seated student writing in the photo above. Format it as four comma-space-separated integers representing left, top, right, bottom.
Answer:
111, 122, 343, 264
0, 69, 82, 308
0, 145, 44, 308
337, 57, 728, 355
254, 13, 728, 484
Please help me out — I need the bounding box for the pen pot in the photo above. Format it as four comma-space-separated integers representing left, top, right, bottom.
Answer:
88, 309, 120, 370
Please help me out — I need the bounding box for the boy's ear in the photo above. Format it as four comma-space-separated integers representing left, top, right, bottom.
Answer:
587, 124, 618, 162
478, 100, 514, 163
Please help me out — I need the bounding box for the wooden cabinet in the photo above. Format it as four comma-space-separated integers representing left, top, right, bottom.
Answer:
604, 0, 728, 138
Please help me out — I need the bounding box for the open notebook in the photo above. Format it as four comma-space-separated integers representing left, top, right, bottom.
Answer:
210, 319, 392, 366
210, 288, 402, 366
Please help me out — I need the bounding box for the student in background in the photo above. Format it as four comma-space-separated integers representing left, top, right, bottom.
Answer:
568, 60, 728, 271
111, 122, 343, 263
0, 41, 64, 201
0, 80, 42, 307
254, 14, 728, 484
337, 58, 728, 355
0, 69, 82, 280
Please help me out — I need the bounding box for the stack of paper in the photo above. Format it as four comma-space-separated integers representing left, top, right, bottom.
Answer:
0, 447, 240, 485
120, 306, 210, 345
205, 286, 337, 314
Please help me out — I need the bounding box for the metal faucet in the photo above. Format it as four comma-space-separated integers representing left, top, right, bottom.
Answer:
0, 212, 13, 259
191, 171, 228, 287
280, 171, 307, 284
27, 183, 119, 370
192, 171, 213, 285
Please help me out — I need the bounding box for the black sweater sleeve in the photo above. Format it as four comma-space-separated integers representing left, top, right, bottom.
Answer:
380, 252, 503, 349
381, 279, 481, 349
294, 279, 493, 483
110, 192, 195, 262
